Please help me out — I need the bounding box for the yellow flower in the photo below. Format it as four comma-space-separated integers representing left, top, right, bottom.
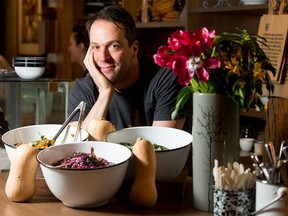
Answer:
224, 57, 241, 75
253, 62, 265, 80
235, 48, 243, 59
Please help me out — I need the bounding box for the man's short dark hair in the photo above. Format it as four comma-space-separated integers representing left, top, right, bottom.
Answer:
86, 5, 137, 47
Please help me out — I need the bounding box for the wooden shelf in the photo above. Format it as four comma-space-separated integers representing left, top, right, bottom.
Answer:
240, 109, 266, 120
186, 0, 268, 34
189, 4, 268, 14
136, 21, 186, 29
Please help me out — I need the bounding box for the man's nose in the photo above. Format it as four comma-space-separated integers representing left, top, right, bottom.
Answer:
98, 48, 110, 62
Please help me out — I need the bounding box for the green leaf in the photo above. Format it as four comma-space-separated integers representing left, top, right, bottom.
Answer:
172, 87, 192, 120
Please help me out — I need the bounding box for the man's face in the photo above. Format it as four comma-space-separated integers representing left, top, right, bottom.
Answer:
89, 20, 137, 85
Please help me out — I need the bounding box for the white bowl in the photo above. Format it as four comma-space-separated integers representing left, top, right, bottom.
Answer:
14, 66, 45, 80
240, 0, 268, 5
240, 138, 255, 152
2, 124, 89, 163
106, 126, 193, 181
37, 141, 131, 208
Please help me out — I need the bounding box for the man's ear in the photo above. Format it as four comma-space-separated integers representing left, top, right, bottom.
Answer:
132, 41, 139, 58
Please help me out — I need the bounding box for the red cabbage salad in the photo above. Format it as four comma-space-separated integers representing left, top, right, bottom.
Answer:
53, 147, 114, 169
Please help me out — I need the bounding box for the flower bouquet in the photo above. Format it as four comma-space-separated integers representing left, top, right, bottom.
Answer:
153, 27, 276, 118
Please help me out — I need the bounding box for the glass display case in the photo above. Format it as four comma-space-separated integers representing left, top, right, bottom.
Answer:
0, 77, 73, 130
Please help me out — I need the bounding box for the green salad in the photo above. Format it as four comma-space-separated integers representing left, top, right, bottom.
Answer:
119, 142, 168, 151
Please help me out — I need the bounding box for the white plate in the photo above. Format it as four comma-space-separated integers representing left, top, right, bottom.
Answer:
241, 0, 268, 5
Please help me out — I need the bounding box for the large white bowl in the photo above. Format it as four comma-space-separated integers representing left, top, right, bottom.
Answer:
14, 66, 45, 80
2, 124, 89, 163
37, 141, 132, 208
106, 126, 193, 181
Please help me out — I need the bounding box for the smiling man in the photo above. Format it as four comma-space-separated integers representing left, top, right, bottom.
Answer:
68, 5, 191, 132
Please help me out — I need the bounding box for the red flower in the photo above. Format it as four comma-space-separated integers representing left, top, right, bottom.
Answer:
154, 27, 276, 116
153, 27, 221, 86
153, 45, 173, 68
168, 30, 192, 57
192, 27, 216, 55
171, 55, 192, 86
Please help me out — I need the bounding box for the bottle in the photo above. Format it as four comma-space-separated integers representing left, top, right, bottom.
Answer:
141, 0, 151, 22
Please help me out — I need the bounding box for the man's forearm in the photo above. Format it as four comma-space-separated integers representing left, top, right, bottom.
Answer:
81, 88, 114, 130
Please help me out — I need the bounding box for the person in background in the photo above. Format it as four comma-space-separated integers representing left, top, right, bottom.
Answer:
68, 23, 90, 78
68, 5, 191, 132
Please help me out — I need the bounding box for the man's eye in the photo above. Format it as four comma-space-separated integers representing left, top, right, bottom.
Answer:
110, 44, 120, 49
90, 45, 99, 50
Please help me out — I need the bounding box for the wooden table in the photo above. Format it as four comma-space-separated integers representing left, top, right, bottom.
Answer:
0, 172, 212, 216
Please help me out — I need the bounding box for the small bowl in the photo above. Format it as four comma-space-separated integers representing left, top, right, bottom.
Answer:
12, 56, 47, 80
14, 66, 45, 80
240, 138, 255, 152
37, 141, 132, 208
106, 126, 193, 181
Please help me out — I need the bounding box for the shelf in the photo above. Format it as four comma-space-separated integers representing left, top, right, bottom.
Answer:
189, 4, 268, 14
136, 21, 186, 29
240, 109, 266, 120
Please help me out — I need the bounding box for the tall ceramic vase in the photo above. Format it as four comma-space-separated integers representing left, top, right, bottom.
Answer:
192, 93, 240, 212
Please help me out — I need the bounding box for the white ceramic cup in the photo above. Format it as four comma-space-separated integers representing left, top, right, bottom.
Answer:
240, 138, 255, 152
254, 141, 264, 156
255, 180, 288, 216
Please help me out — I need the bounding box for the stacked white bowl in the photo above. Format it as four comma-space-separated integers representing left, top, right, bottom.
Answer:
12, 56, 46, 80
240, 0, 268, 5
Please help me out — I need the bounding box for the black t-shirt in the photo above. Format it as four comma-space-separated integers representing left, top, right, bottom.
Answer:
68, 55, 192, 130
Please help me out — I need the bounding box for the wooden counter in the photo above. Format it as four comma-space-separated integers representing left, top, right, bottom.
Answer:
0, 172, 212, 216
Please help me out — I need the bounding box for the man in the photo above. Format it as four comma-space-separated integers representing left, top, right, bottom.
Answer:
68, 5, 191, 131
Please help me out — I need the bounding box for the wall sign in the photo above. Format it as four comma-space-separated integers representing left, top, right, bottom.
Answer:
258, 14, 288, 83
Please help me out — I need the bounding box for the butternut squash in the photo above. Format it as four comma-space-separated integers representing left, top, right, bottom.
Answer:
129, 137, 157, 207
87, 117, 116, 141
5, 144, 39, 202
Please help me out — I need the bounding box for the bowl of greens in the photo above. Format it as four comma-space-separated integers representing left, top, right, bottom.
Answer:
106, 126, 193, 181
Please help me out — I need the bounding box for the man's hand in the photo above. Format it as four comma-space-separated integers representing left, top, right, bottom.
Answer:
84, 47, 115, 93
79, 47, 115, 130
